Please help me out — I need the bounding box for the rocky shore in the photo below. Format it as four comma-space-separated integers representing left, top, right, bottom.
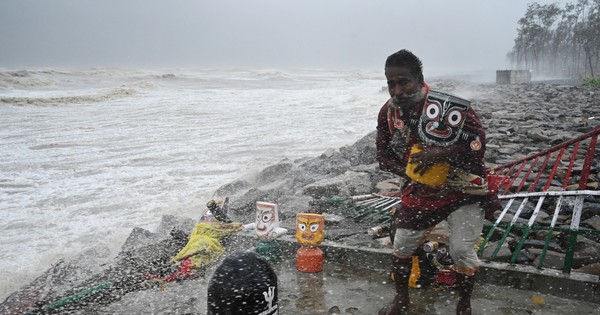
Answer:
3, 80, 600, 314
213, 79, 600, 272
218, 79, 600, 209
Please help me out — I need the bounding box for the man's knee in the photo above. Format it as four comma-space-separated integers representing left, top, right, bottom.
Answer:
393, 228, 427, 257
450, 247, 479, 274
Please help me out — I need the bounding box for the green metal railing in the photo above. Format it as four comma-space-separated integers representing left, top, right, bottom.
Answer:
478, 190, 600, 272
324, 193, 400, 226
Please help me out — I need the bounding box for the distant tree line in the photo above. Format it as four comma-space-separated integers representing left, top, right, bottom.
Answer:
508, 0, 600, 78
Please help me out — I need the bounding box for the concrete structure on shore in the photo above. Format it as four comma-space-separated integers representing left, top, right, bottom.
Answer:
496, 70, 531, 84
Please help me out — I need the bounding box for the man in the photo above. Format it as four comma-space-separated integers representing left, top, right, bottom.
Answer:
376, 49, 500, 315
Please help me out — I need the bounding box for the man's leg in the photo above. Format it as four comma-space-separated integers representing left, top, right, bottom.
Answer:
447, 203, 484, 315
455, 273, 476, 315
379, 228, 427, 315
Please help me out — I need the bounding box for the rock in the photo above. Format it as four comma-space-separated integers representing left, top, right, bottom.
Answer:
213, 178, 253, 203
303, 171, 372, 199
345, 307, 361, 314
300, 149, 352, 176
256, 159, 294, 185
274, 195, 314, 216
527, 130, 551, 142
0, 247, 113, 314
375, 178, 402, 192
515, 249, 536, 263
323, 213, 345, 225
522, 239, 563, 252
481, 241, 512, 261
121, 227, 164, 252
573, 262, 600, 276
583, 215, 600, 230
533, 211, 550, 223
531, 249, 565, 269
573, 246, 600, 269
155, 214, 195, 238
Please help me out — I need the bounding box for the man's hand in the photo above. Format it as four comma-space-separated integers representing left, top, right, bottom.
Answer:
410, 145, 448, 175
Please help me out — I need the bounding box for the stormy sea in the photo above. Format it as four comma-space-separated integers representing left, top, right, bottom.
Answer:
0, 68, 391, 300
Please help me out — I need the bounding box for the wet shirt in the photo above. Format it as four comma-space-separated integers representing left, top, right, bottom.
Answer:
376, 84, 499, 229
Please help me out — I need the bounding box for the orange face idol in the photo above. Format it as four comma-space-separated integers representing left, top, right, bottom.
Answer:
295, 213, 325, 246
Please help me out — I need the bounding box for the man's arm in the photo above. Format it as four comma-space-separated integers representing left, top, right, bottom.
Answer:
376, 103, 406, 176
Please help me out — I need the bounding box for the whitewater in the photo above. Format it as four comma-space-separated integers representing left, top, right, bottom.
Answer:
0, 68, 388, 300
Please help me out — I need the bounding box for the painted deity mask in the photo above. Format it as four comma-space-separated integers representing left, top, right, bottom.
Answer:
295, 213, 325, 246
200, 197, 228, 222
418, 90, 470, 147
200, 197, 231, 223
255, 201, 281, 238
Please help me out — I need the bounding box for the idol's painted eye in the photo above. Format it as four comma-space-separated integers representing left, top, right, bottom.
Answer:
261, 212, 273, 223
310, 223, 320, 232
298, 223, 306, 231
447, 110, 463, 126
426, 103, 440, 119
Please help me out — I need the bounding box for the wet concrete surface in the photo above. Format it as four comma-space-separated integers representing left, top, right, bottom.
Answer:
274, 258, 599, 315
92, 254, 599, 315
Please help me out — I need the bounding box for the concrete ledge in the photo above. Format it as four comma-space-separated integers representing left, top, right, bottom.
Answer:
478, 261, 600, 303
267, 234, 599, 304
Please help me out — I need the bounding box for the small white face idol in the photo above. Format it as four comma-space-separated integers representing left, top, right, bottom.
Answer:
255, 201, 281, 238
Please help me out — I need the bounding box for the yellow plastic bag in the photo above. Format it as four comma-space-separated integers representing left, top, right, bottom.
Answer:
170, 222, 243, 268
405, 144, 450, 187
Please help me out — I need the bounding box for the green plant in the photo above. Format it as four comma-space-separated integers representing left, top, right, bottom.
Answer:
582, 76, 600, 88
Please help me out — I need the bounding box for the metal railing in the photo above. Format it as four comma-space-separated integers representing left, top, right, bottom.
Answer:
325, 126, 600, 273
479, 126, 600, 273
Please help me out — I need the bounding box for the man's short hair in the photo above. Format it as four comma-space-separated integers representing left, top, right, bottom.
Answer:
385, 49, 424, 83
207, 251, 279, 314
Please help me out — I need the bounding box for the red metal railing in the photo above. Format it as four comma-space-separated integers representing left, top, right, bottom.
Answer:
480, 126, 600, 272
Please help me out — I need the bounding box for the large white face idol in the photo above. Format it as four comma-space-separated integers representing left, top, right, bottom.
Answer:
255, 201, 281, 238
418, 90, 470, 147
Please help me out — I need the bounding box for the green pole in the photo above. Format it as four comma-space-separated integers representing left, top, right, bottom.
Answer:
32, 281, 113, 313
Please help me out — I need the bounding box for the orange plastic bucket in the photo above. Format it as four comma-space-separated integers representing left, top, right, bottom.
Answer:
296, 246, 324, 273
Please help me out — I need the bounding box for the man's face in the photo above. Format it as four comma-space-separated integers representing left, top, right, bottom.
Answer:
385, 66, 423, 111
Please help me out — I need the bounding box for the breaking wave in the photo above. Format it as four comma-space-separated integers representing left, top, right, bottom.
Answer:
0, 70, 55, 88
0, 86, 137, 106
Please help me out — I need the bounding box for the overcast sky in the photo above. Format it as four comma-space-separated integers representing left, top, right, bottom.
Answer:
0, 0, 568, 75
